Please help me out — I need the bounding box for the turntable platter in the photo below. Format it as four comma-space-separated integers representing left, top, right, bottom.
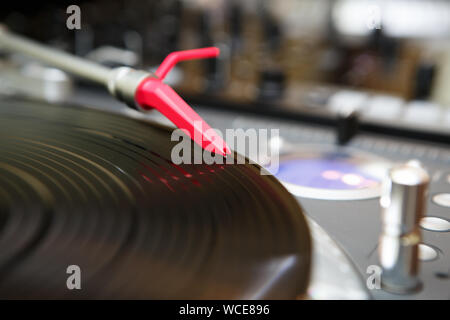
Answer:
0, 98, 310, 299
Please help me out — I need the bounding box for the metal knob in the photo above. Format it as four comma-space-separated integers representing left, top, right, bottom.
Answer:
378, 161, 430, 293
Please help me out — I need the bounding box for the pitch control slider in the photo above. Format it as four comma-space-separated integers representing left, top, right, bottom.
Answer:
0, 25, 230, 156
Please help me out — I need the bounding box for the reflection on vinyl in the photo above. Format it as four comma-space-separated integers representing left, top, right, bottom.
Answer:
0, 98, 311, 299
267, 147, 391, 200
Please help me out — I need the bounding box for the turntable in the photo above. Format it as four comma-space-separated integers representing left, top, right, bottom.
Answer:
0, 24, 449, 301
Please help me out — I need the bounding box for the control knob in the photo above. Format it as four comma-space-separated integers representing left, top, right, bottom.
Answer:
378, 161, 430, 293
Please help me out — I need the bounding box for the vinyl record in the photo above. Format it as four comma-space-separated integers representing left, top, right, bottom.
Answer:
0, 98, 311, 299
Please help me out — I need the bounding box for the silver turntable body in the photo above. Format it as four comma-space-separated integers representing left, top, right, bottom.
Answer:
57, 87, 449, 300
0, 35, 449, 300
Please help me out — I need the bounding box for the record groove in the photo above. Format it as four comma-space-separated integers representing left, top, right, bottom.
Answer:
0, 98, 310, 299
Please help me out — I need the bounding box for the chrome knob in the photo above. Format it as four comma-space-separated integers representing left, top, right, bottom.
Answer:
378, 161, 430, 293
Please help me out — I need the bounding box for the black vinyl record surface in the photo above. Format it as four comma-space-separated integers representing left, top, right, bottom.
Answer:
0, 98, 310, 299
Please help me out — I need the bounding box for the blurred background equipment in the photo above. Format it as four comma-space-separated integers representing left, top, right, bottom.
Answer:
2, 1, 450, 116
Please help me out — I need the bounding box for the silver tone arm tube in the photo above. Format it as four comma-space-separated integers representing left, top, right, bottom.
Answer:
0, 25, 110, 85
0, 25, 151, 106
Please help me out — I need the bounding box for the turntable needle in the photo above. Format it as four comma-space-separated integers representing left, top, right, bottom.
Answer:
136, 48, 231, 156
0, 26, 230, 156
